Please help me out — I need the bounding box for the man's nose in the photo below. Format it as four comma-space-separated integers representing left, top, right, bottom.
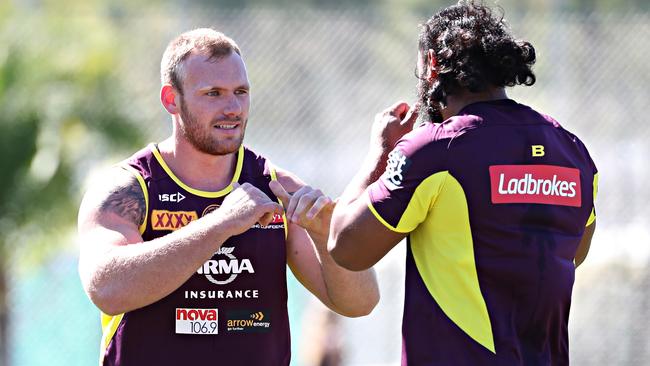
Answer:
223, 95, 242, 116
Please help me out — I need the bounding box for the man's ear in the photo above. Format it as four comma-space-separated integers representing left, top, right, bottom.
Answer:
161, 84, 179, 115
426, 49, 438, 81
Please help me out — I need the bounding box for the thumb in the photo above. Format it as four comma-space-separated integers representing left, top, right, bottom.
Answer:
258, 202, 283, 226
269, 180, 291, 207
400, 103, 419, 128
388, 100, 410, 118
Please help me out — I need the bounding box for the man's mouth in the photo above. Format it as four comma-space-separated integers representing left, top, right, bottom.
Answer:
214, 124, 238, 130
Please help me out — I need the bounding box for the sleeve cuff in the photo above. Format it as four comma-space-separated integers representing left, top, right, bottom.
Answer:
366, 191, 410, 234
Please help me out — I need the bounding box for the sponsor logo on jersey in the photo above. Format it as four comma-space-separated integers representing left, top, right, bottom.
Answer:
226, 309, 271, 333
197, 246, 254, 285
151, 210, 198, 231
270, 213, 283, 224
159, 192, 186, 203
202, 204, 220, 217
184, 289, 260, 300
489, 165, 581, 207
382, 149, 411, 190
251, 212, 284, 230
175, 308, 218, 335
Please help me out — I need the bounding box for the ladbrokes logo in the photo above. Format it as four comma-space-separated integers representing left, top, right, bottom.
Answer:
152, 210, 198, 231
226, 309, 271, 333
197, 247, 254, 285
489, 165, 581, 207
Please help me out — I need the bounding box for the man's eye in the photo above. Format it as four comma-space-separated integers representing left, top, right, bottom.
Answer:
206, 91, 220, 96
235, 89, 249, 95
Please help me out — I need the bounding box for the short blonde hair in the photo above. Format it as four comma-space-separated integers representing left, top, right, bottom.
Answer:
160, 28, 242, 94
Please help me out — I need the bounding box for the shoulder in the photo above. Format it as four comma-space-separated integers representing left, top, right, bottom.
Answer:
400, 115, 483, 149
117, 144, 157, 180
241, 145, 308, 193
79, 165, 147, 228
272, 166, 307, 194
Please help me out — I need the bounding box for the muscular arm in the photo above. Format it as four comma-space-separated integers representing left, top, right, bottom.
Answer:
328, 150, 407, 271
78, 167, 281, 315
271, 168, 379, 317
329, 101, 416, 271
575, 221, 595, 268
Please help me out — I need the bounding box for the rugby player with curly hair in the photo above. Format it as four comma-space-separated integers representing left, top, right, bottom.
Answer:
330, 2, 597, 365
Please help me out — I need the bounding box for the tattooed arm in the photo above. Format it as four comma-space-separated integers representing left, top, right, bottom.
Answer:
77, 167, 282, 315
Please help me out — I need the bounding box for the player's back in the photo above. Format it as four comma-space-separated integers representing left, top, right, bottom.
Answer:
394, 99, 596, 365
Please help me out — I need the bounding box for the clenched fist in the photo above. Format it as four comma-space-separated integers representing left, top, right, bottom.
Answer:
216, 182, 283, 236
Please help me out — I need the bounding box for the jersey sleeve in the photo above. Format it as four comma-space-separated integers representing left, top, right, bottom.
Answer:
586, 170, 598, 227
366, 128, 447, 233
581, 140, 598, 227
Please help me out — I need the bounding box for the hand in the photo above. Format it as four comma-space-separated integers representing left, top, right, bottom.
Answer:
215, 182, 283, 236
269, 180, 335, 239
370, 101, 419, 152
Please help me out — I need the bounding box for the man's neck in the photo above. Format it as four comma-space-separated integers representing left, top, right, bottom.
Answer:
158, 137, 238, 192
441, 87, 508, 120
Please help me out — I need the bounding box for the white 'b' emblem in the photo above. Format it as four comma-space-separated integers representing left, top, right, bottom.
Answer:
383, 150, 410, 188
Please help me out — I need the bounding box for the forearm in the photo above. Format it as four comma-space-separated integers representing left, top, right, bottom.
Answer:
330, 147, 386, 257
81, 214, 234, 315
337, 147, 387, 207
310, 231, 379, 317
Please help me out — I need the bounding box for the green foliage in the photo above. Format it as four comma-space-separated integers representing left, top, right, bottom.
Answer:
0, 4, 144, 266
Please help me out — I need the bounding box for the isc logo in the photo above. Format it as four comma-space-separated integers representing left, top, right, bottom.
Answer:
159, 192, 186, 202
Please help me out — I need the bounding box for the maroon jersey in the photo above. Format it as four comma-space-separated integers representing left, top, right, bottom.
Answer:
99, 144, 289, 366
368, 99, 597, 365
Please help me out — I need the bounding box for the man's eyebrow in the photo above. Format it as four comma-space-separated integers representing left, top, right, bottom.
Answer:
198, 84, 250, 92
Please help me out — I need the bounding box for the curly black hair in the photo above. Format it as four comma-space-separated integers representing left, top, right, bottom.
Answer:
418, 1, 536, 119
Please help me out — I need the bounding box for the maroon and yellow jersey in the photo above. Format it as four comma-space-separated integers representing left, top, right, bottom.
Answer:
100, 144, 289, 366
367, 99, 598, 365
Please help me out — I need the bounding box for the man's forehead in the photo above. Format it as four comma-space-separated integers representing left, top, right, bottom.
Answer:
181, 51, 249, 88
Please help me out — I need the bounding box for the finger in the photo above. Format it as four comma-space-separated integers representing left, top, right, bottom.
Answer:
269, 180, 291, 207
247, 184, 274, 202
260, 201, 283, 216
387, 101, 410, 118
400, 104, 419, 128
258, 211, 274, 227
306, 195, 333, 220
286, 186, 310, 220
292, 192, 318, 222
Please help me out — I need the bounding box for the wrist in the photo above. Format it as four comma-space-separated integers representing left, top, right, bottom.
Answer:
363, 148, 389, 183
206, 208, 240, 238
307, 228, 329, 244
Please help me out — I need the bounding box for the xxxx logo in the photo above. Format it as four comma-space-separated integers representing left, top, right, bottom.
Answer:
152, 210, 198, 231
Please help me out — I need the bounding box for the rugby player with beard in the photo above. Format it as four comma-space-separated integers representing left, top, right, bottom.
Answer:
77, 28, 379, 366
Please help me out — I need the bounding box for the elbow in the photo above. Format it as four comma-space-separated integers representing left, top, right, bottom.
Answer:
349, 294, 380, 318
335, 289, 380, 318
83, 279, 127, 316
328, 237, 372, 272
